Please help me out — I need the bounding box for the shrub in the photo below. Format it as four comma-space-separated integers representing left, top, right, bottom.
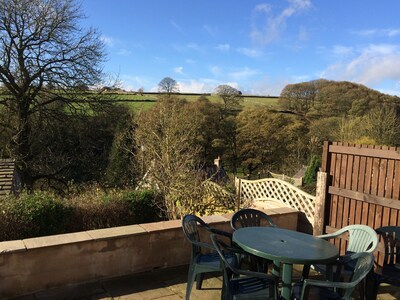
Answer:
0, 192, 72, 240
121, 190, 162, 224
0, 187, 162, 241
302, 155, 321, 195
303, 155, 321, 186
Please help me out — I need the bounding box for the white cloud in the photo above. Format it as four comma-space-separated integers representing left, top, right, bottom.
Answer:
298, 26, 309, 41
174, 66, 185, 75
210, 65, 222, 76
177, 79, 216, 93
120, 75, 151, 91
229, 67, 259, 81
203, 25, 217, 37
117, 48, 132, 56
173, 43, 205, 54
251, 0, 311, 46
185, 58, 196, 64
216, 44, 230, 52
101, 35, 115, 47
171, 20, 184, 34
187, 43, 205, 53
237, 47, 262, 57
332, 45, 354, 57
254, 3, 272, 13
354, 28, 400, 38
321, 44, 400, 87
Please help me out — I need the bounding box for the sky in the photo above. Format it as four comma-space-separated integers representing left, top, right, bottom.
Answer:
81, 0, 400, 96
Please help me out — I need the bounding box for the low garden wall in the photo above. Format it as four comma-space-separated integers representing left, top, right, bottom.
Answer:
0, 207, 298, 299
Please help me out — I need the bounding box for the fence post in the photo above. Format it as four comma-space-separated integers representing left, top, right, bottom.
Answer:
313, 171, 328, 236
236, 177, 241, 211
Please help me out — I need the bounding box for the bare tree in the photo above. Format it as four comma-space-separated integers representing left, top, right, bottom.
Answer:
135, 96, 204, 219
0, 0, 106, 189
158, 77, 179, 94
214, 84, 242, 112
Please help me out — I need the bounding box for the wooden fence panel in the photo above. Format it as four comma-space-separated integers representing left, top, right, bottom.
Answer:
320, 141, 400, 267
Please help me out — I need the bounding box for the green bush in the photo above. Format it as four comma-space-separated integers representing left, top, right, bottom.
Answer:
303, 155, 321, 186
302, 155, 321, 195
0, 188, 162, 242
0, 192, 72, 240
122, 190, 162, 224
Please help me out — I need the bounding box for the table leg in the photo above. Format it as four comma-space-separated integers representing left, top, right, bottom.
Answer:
281, 263, 293, 300
272, 260, 280, 280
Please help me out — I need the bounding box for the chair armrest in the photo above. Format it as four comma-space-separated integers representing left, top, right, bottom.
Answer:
317, 232, 341, 240
216, 238, 248, 256
209, 227, 233, 239
191, 240, 216, 251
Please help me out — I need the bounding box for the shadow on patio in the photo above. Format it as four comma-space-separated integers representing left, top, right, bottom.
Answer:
12, 264, 399, 300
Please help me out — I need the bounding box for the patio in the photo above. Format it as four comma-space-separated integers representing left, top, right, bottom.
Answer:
11, 264, 399, 300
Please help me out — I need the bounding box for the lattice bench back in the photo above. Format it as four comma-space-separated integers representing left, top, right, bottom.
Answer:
235, 177, 315, 226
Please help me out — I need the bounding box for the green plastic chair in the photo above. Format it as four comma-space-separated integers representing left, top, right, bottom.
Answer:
211, 233, 278, 300
231, 208, 277, 272
293, 252, 374, 300
368, 226, 400, 299
182, 214, 235, 300
302, 224, 378, 299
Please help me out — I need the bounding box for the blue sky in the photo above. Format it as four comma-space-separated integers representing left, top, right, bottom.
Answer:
81, 0, 400, 96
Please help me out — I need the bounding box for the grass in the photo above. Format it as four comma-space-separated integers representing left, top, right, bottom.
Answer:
111, 92, 280, 111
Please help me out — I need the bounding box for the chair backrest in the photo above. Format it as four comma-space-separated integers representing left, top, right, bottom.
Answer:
342, 252, 375, 299
182, 214, 210, 257
231, 208, 276, 230
337, 224, 379, 254
376, 226, 400, 268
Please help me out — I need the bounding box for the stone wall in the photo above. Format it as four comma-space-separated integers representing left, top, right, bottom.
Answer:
0, 207, 298, 299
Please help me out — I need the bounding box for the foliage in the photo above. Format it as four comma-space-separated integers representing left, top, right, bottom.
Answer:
134, 96, 205, 219
158, 77, 179, 94
213, 115, 240, 174
23, 104, 133, 191
122, 190, 162, 224
0, 192, 72, 240
0, 188, 161, 241
237, 108, 309, 176
104, 105, 137, 187
303, 155, 321, 186
214, 84, 243, 112
0, 0, 106, 189
279, 80, 320, 114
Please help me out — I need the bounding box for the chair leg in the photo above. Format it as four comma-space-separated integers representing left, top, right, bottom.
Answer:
358, 278, 366, 300
364, 271, 379, 300
301, 264, 310, 281
196, 273, 204, 290
186, 267, 196, 300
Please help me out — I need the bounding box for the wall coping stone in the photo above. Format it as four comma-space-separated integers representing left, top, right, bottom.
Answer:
140, 219, 182, 232
0, 240, 26, 253
23, 232, 92, 250
87, 224, 146, 241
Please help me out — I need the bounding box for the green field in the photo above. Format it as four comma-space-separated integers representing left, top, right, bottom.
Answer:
111, 92, 280, 110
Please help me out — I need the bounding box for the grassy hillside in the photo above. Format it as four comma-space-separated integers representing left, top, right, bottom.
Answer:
111, 92, 280, 110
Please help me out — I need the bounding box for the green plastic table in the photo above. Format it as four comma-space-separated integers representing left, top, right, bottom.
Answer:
232, 227, 339, 300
